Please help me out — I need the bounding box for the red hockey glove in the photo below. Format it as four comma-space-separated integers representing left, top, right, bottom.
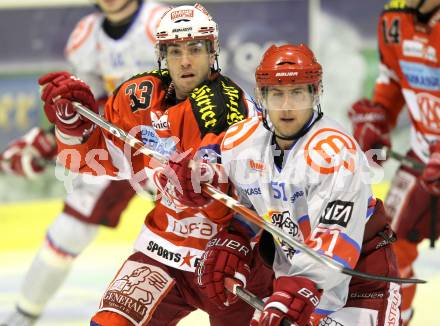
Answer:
157, 151, 223, 207
38, 71, 98, 138
195, 228, 252, 308
421, 141, 440, 195
348, 99, 391, 164
257, 276, 321, 326
0, 127, 56, 178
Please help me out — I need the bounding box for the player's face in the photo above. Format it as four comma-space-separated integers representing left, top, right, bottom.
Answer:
165, 40, 215, 99
264, 84, 314, 139
97, 0, 136, 15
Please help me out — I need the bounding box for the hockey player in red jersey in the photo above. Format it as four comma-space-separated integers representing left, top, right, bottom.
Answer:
349, 1, 440, 324
169, 44, 402, 325
37, 3, 273, 325
0, 1, 166, 325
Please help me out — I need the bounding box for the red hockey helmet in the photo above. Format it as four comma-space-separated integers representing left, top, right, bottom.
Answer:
255, 44, 322, 89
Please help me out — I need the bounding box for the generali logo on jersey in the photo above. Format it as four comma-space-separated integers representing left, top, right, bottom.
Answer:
151, 111, 170, 130
249, 159, 266, 172
417, 92, 440, 133
101, 261, 174, 325
171, 9, 194, 20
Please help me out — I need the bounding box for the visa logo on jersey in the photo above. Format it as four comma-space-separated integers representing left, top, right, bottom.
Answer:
319, 200, 354, 227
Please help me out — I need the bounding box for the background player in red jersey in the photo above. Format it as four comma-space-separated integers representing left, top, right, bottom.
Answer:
0, 1, 166, 325
349, 1, 440, 324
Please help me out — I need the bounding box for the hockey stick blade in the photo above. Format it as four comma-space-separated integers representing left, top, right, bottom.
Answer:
72, 102, 426, 285
224, 278, 297, 326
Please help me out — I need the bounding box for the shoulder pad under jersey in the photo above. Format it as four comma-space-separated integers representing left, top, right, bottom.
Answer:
221, 116, 262, 152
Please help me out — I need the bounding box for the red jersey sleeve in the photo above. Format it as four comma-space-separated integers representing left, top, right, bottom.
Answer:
372, 10, 407, 128
56, 72, 168, 178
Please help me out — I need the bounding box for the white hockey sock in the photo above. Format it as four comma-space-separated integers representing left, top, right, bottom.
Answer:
16, 241, 75, 316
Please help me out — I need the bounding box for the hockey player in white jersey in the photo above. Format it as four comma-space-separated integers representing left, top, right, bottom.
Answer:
168, 44, 402, 325
0, 1, 166, 325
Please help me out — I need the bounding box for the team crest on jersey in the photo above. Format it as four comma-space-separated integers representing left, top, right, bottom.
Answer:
304, 128, 357, 175
417, 92, 440, 133
99, 260, 174, 325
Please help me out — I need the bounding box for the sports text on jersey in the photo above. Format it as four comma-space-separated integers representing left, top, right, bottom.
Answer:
319, 200, 354, 227
147, 241, 182, 262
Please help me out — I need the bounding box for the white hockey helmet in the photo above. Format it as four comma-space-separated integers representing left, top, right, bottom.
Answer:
156, 3, 219, 60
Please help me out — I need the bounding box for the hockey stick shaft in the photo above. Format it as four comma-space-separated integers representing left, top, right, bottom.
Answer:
387, 149, 424, 172
73, 102, 168, 165
224, 278, 296, 326
72, 102, 426, 284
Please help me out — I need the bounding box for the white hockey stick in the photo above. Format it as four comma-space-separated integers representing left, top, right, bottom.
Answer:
72, 102, 426, 284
